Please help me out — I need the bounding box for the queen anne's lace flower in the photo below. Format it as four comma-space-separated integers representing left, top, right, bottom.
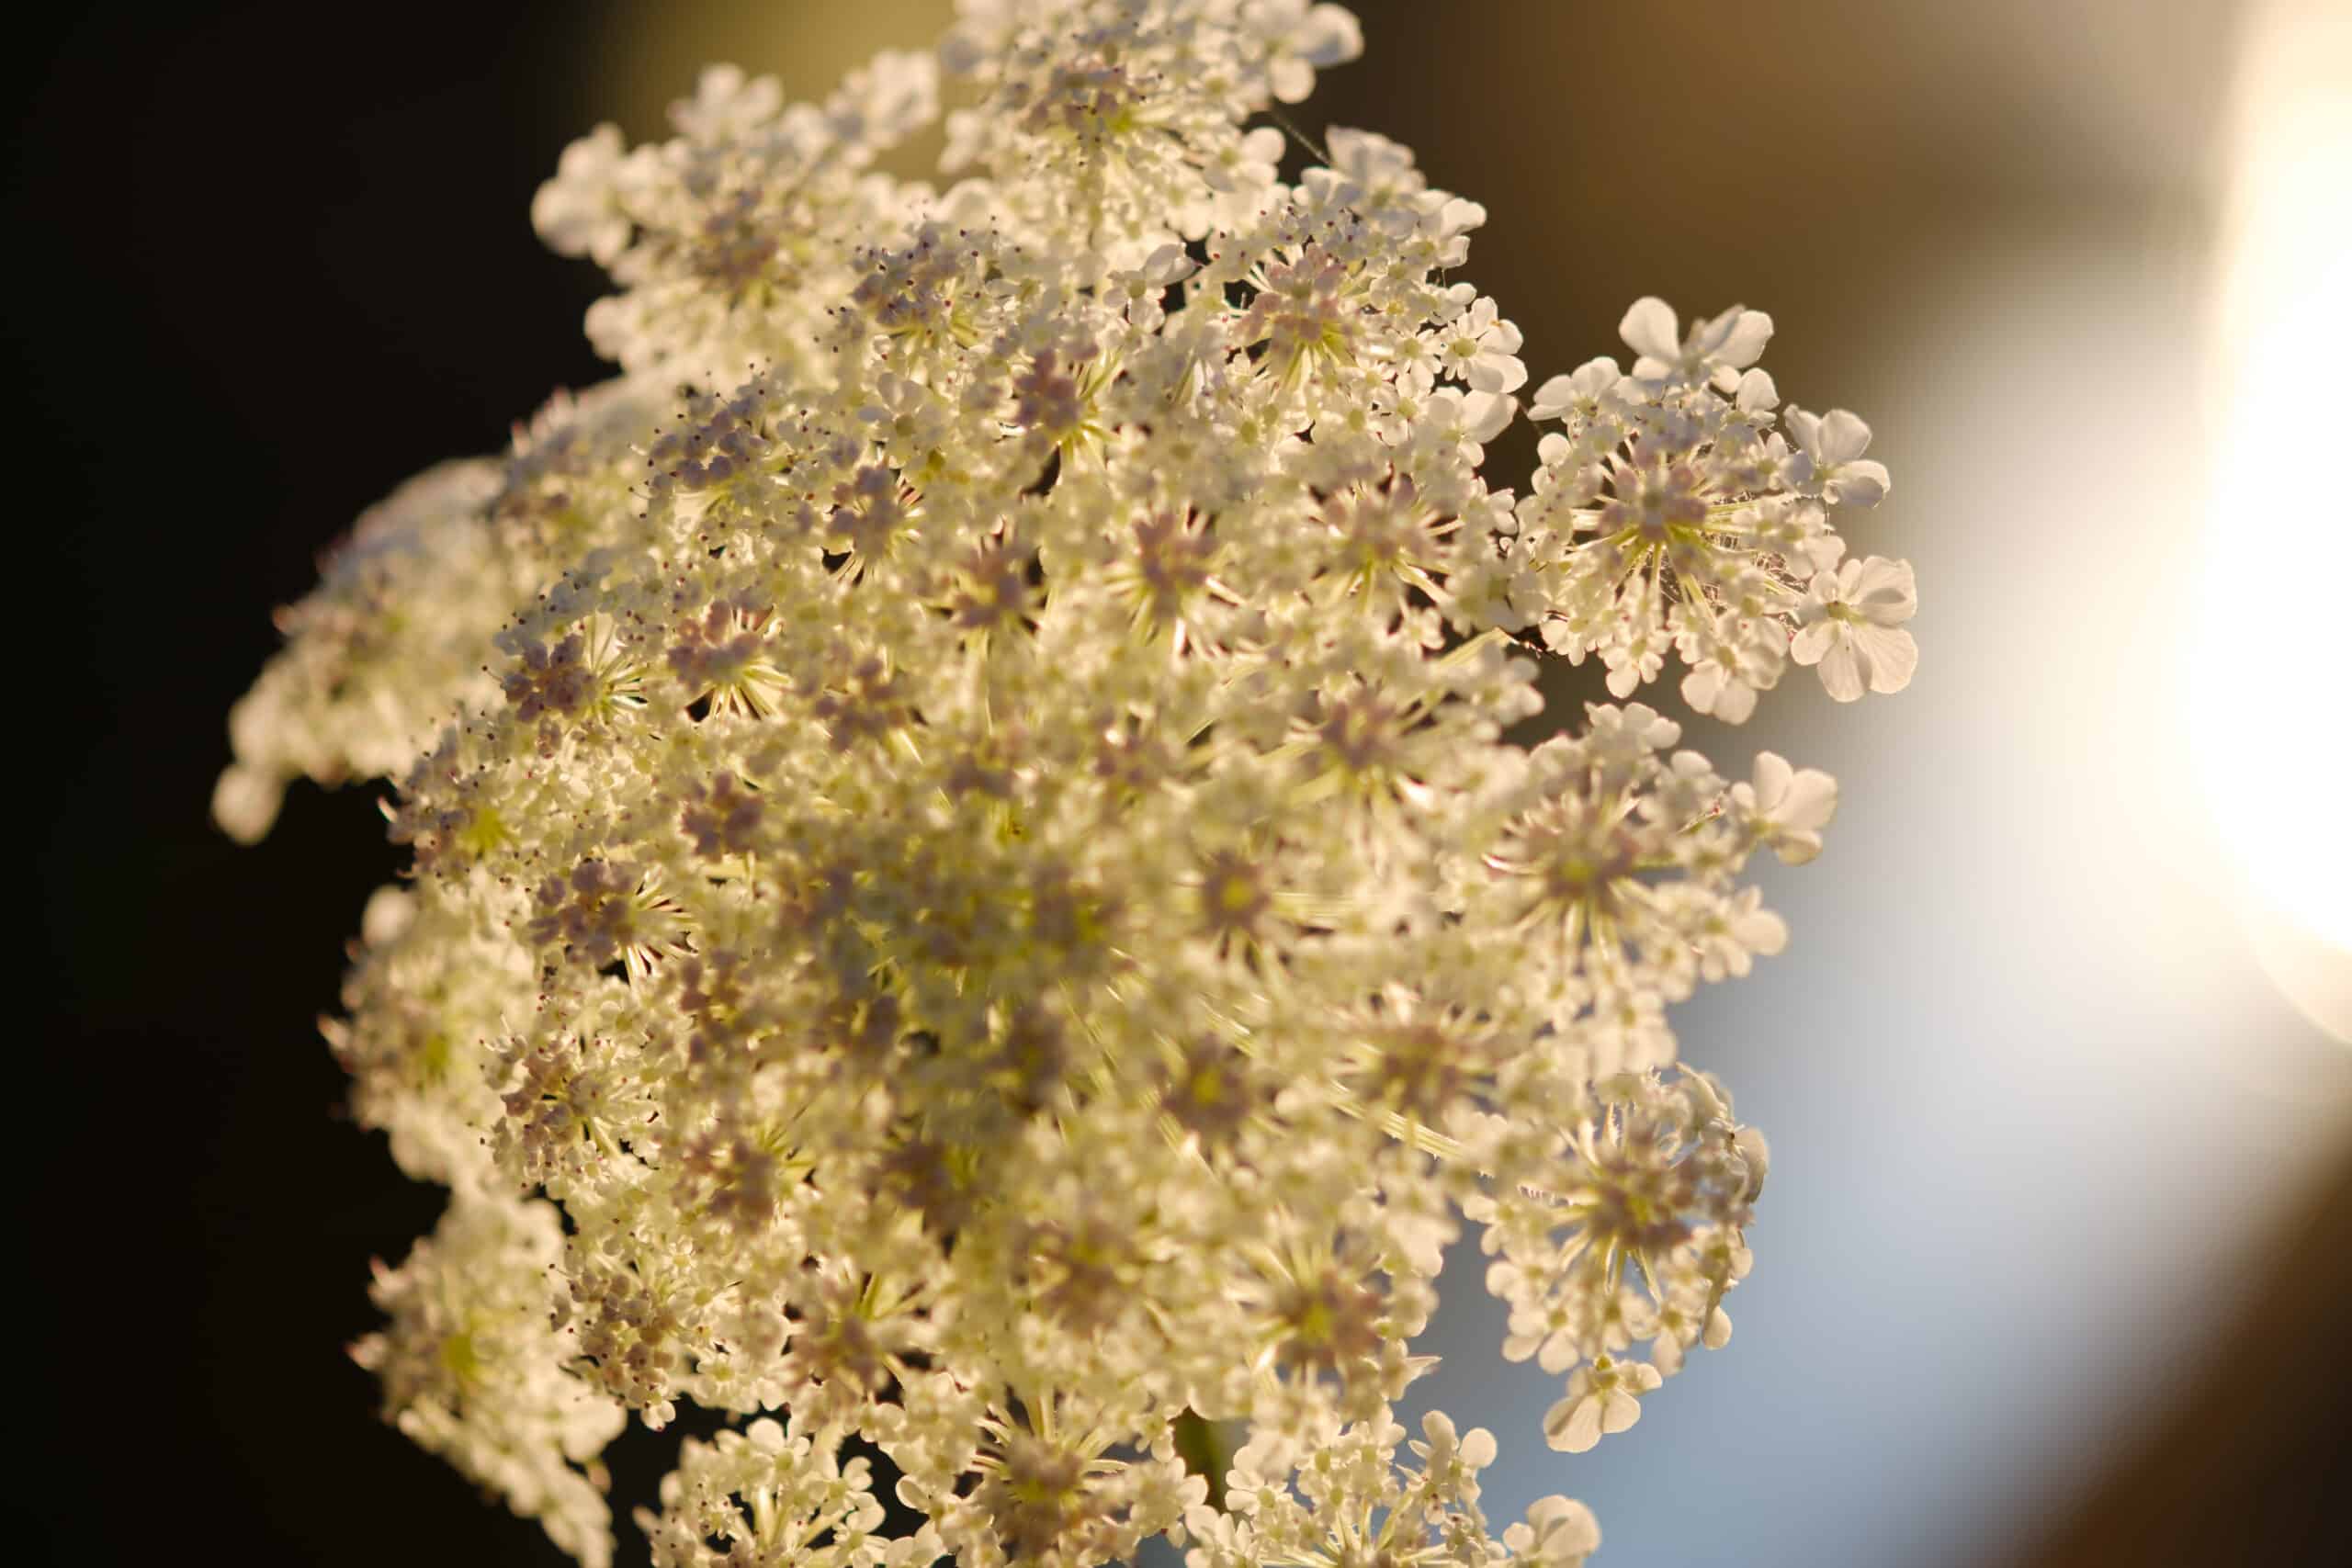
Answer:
351, 1193, 628, 1566
639, 1415, 941, 1568
221, 5, 1920, 1563
1515, 296, 1912, 717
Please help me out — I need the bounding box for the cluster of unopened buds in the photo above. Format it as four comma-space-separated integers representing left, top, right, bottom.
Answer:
220, 4, 1917, 1564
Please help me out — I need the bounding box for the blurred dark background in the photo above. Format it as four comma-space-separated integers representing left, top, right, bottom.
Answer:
17, 2, 2350, 1564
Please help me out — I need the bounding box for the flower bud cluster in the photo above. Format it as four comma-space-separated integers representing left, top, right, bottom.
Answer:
221, 4, 1917, 1564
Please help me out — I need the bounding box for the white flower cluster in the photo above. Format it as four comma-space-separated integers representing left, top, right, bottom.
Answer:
219, 5, 1918, 1565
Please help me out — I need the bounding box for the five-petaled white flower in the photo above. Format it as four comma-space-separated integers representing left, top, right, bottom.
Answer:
1795, 550, 1919, 700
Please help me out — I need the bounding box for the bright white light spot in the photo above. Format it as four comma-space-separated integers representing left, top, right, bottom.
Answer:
2195, 0, 2352, 1038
